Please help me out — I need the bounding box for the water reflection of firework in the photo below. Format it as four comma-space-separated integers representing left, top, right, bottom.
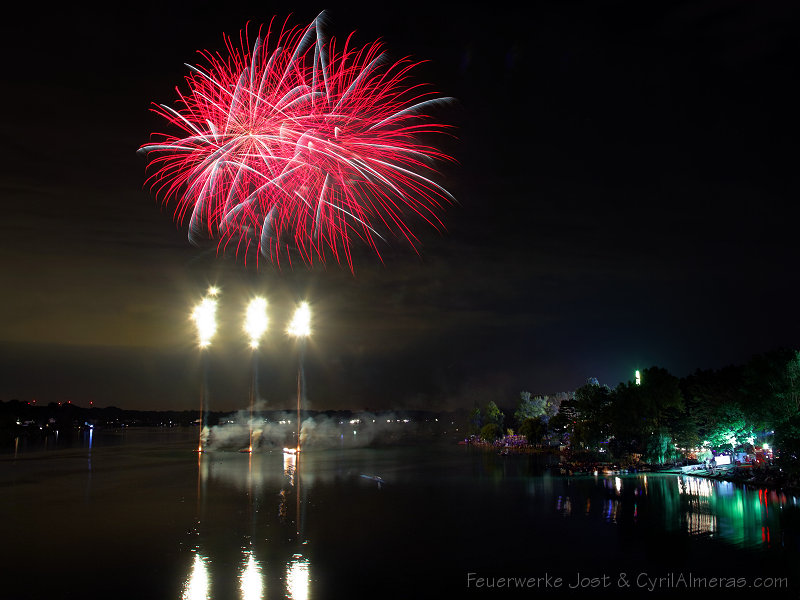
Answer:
188, 451, 312, 598
288, 302, 311, 451
284, 448, 297, 485
243, 297, 268, 453
287, 555, 311, 600
181, 552, 210, 600
240, 551, 262, 600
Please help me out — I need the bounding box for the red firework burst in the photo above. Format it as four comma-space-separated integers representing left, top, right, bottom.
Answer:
140, 11, 455, 269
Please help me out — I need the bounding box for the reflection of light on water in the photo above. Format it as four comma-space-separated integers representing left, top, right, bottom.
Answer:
555, 495, 572, 516
87, 428, 93, 473
678, 476, 713, 497
685, 511, 717, 535
553, 473, 800, 549
286, 554, 310, 600
240, 551, 263, 600
279, 489, 288, 522
677, 477, 715, 536
284, 451, 297, 486
604, 499, 619, 522
717, 481, 734, 496
182, 552, 210, 600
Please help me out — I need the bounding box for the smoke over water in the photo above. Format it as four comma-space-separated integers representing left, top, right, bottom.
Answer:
205, 403, 420, 450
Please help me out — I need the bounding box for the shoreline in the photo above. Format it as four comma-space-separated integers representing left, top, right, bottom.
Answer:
461, 440, 800, 496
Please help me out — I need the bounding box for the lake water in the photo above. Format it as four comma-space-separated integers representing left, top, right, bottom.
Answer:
1, 429, 798, 599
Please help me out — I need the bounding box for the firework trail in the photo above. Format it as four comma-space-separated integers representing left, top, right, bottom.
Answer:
141, 11, 455, 269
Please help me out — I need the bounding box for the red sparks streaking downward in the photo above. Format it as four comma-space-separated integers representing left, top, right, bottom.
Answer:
140, 11, 456, 270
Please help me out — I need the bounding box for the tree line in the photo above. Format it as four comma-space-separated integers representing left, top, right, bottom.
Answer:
467, 349, 800, 469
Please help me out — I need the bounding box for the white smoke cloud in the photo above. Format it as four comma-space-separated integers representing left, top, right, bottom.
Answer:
204, 404, 418, 451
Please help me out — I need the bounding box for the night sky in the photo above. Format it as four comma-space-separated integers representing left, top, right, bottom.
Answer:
2, 1, 799, 412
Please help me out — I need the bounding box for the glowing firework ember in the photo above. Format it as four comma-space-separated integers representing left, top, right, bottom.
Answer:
141, 11, 455, 269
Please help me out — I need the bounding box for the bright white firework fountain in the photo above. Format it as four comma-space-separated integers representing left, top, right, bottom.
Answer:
243, 297, 268, 452
191, 287, 219, 452
286, 302, 311, 453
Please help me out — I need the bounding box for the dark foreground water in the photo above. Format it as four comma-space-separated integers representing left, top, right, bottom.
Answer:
1, 430, 799, 599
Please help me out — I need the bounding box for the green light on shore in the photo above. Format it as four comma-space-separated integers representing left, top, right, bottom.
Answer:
635, 370, 641, 386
